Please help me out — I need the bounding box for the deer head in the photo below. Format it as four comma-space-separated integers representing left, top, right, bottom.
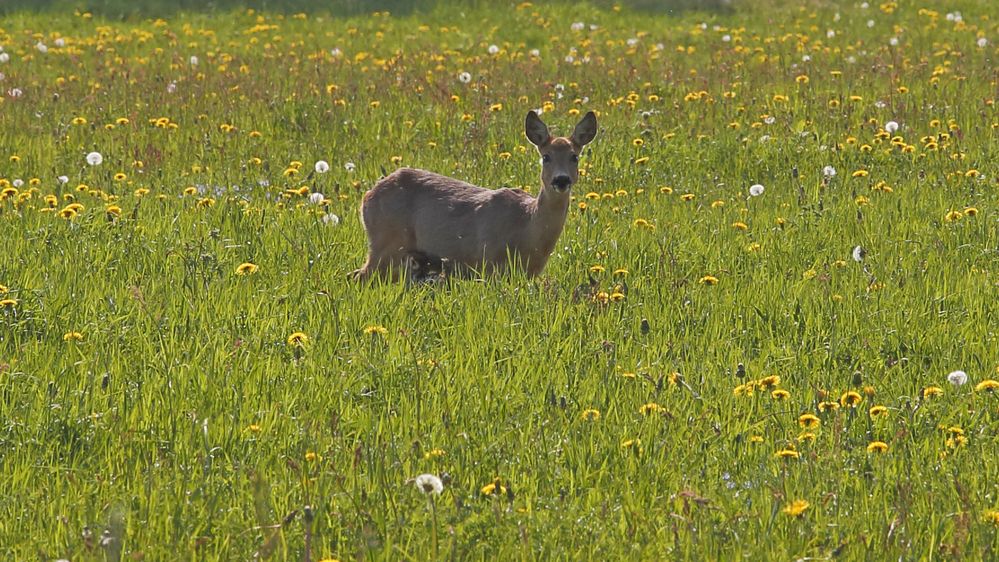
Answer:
525, 110, 598, 194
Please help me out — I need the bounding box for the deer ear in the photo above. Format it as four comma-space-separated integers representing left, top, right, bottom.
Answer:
525, 111, 551, 147
571, 111, 597, 147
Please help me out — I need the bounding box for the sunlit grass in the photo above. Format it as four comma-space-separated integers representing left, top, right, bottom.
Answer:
1, 0, 997, 559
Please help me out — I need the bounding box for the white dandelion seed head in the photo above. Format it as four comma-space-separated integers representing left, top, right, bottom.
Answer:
764, 116, 776, 125
564, 55, 575, 63
314, 160, 330, 174
833, 12, 841, 22
722, 34, 732, 42
309, 192, 324, 204
529, 48, 540, 57
86, 151, 103, 166
344, 162, 356, 173
414, 473, 444, 495
54, 37, 66, 48
802, 54, 811, 62
167, 81, 177, 93
330, 47, 342, 57
0, 53, 8, 64
322, 213, 340, 226
487, 44, 499, 55
889, 37, 899, 46
189, 55, 199, 66
823, 165, 837, 177
57, 175, 69, 184
457, 71, 471, 84
570, 22, 584, 32
860, 2, 869, 8
947, 370, 968, 386
36, 42, 48, 53
749, 184, 765, 197
867, 20, 875, 28
977, 37, 988, 48
885, 121, 899, 134
589, 24, 599, 31
827, 30, 836, 39
759, 135, 770, 143
12, 178, 23, 188
8, 87, 23, 97
874, 100, 887, 109
626, 37, 639, 47
852, 245, 866, 262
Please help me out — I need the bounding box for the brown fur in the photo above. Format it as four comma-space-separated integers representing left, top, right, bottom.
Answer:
352, 111, 597, 281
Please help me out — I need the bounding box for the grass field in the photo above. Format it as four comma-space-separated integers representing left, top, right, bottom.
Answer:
1, 0, 998, 559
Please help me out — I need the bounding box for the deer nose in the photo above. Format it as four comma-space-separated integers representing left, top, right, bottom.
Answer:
552, 175, 572, 190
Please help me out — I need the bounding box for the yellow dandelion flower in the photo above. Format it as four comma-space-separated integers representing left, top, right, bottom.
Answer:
983, 510, 999, 526
922, 386, 944, 399
964, 207, 978, 216
944, 210, 963, 222
783, 499, 810, 517
580, 409, 601, 421
639, 402, 665, 416
775, 448, 800, 459
869, 405, 888, 418
798, 414, 820, 429
771, 389, 790, 400
758, 375, 780, 389
0, 298, 17, 308
975, 380, 999, 393
840, 391, 863, 408
867, 441, 889, 454
58, 207, 78, 219
489, 103, 503, 112
481, 477, 507, 496
235, 262, 259, 276
423, 448, 446, 459
245, 424, 262, 433
851, 170, 869, 178
63, 331, 83, 341
818, 401, 840, 413
633, 156, 650, 165
287, 332, 309, 347
699, 275, 718, 285
305, 451, 319, 462
731, 221, 748, 230
363, 325, 388, 336
680, 193, 695, 201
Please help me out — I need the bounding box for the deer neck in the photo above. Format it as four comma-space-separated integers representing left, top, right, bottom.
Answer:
528, 186, 571, 251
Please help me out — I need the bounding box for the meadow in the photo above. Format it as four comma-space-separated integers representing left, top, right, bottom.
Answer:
1, 0, 997, 559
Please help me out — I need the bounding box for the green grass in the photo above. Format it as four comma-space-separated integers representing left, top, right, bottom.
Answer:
1, 0, 998, 559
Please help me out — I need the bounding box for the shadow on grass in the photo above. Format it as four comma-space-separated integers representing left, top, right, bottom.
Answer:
1, 0, 736, 18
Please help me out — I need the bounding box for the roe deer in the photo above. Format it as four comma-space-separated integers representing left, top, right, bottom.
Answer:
351, 110, 598, 281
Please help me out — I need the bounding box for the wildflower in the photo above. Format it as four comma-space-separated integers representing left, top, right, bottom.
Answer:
105, 205, 121, 218
818, 401, 839, 413
851, 170, 869, 178
414, 474, 444, 495
732, 221, 748, 230
245, 424, 262, 433
947, 370, 968, 386
620, 438, 642, 451
964, 207, 978, 216
589, 265, 605, 274
944, 210, 963, 222
235, 262, 259, 276
580, 409, 600, 421
314, 160, 330, 173
363, 325, 388, 336
489, 103, 503, 112
798, 414, 820, 429
86, 152, 103, 166
758, 375, 780, 389
680, 193, 695, 201
869, 405, 888, 418
309, 193, 325, 205
975, 380, 999, 393
480, 477, 506, 496
287, 332, 309, 347
749, 184, 764, 197
771, 389, 790, 400
59, 207, 78, 220
852, 246, 866, 262
344, 162, 356, 172
639, 402, 665, 415
984, 510, 999, 526
62, 331, 83, 341
423, 448, 445, 460
884, 121, 899, 133
823, 165, 837, 177
840, 391, 863, 408
457, 71, 471, 83
305, 451, 318, 462
782, 499, 810, 517
633, 157, 649, 165
775, 448, 800, 459
113, 173, 126, 181
699, 275, 719, 285
922, 386, 944, 399
867, 441, 889, 454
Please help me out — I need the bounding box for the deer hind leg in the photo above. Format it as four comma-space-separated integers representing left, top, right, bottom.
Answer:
351, 231, 413, 282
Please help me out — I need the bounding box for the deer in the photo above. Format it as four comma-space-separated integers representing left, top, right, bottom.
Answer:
351, 110, 598, 281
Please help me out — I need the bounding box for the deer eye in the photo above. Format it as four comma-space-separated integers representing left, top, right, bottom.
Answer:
542, 154, 551, 163
571, 154, 579, 163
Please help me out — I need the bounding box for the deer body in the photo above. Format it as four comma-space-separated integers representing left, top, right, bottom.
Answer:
352, 111, 597, 281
